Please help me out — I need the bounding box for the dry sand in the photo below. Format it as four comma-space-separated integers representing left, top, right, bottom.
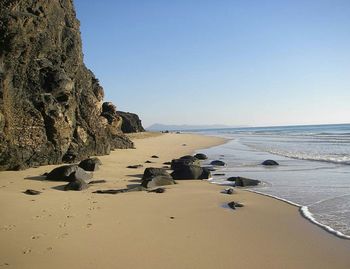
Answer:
0, 133, 349, 269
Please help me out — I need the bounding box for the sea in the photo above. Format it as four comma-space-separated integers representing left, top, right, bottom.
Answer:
192, 123, 350, 239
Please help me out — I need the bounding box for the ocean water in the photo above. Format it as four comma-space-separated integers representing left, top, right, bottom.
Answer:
194, 124, 350, 239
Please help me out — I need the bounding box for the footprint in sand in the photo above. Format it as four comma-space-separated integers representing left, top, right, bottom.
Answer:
57, 233, 69, 239
66, 215, 74, 219
63, 204, 71, 210
1, 224, 16, 231
31, 234, 44, 240
0, 263, 10, 267
46, 247, 53, 252
59, 222, 67, 228
86, 223, 92, 229
22, 248, 31, 254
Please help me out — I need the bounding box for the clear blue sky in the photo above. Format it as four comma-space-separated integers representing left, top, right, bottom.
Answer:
74, 0, 350, 127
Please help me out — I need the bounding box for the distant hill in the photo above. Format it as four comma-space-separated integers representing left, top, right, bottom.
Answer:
147, 123, 235, 131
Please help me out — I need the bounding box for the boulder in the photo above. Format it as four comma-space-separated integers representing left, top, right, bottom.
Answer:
227, 176, 260, 187
78, 158, 102, 171
46, 165, 80, 181
64, 178, 88, 191
147, 187, 166, 193
210, 160, 226, 166
142, 167, 170, 181
142, 175, 175, 188
46, 165, 92, 182
194, 153, 208, 160
262, 160, 279, 166
116, 111, 145, 133
127, 164, 143, 169
171, 158, 200, 170
171, 165, 211, 180
179, 155, 198, 161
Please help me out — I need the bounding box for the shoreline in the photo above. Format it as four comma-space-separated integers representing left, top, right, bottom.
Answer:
1, 132, 350, 268
248, 189, 350, 240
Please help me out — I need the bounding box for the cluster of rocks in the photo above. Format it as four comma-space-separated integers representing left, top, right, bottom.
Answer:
0, 0, 144, 171
43, 157, 102, 191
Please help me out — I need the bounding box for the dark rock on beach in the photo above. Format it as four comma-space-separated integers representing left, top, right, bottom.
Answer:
46, 165, 92, 182
179, 155, 198, 161
141, 167, 174, 187
171, 165, 211, 180
116, 111, 145, 133
93, 186, 146, 194
148, 187, 166, 193
262, 160, 279, 166
127, 164, 143, 169
228, 201, 244, 210
0, 0, 142, 170
227, 176, 260, 187
78, 158, 102, 171
194, 153, 208, 160
88, 180, 107, 185
151, 155, 159, 158
64, 178, 88, 191
142, 175, 175, 188
46, 165, 80, 182
210, 160, 226, 166
171, 158, 200, 170
23, 189, 41, 195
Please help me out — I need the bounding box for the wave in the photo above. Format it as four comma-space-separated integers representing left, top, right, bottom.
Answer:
247, 190, 350, 240
242, 143, 350, 165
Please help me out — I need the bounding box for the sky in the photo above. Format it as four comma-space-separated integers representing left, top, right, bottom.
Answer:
74, 0, 350, 128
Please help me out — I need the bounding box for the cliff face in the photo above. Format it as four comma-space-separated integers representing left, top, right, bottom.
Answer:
0, 0, 134, 170
116, 111, 145, 133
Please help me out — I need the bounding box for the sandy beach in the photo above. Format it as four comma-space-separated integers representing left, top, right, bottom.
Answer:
0, 133, 349, 269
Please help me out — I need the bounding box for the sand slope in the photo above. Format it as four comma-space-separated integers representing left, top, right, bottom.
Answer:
0, 133, 349, 269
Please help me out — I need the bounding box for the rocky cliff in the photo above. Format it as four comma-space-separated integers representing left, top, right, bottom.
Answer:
0, 0, 137, 170
116, 111, 145, 133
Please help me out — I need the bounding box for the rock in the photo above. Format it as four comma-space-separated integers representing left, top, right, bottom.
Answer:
163, 161, 171, 165
179, 155, 198, 161
262, 160, 279, 166
221, 188, 234, 195
46, 165, 92, 182
194, 153, 208, 160
0, 0, 137, 171
78, 158, 102, 171
116, 111, 145, 133
68, 167, 93, 182
93, 186, 146, 194
171, 158, 201, 170
127, 164, 143, 169
46, 165, 80, 181
227, 176, 260, 187
148, 187, 166, 193
141, 168, 173, 187
23, 189, 41, 195
214, 173, 225, 176
171, 165, 211, 180
142, 175, 175, 188
228, 201, 244, 210
151, 155, 159, 158
145, 160, 154, 163
88, 180, 107, 185
142, 167, 170, 181
210, 160, 226, 166
64, 178, 88, 191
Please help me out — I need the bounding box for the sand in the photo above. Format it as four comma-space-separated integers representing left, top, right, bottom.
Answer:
0, 133, 349, 269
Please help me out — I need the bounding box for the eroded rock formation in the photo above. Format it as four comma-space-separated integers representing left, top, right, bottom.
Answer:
0, 0, 136, 170
116, 110, 145, 133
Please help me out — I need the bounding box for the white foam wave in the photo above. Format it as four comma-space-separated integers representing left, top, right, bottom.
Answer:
248, 190, 350, 240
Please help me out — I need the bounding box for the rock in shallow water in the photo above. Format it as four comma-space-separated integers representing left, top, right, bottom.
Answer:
261, 160, 279, 166
227, 176, 260, 187
210, 160, 226, 166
